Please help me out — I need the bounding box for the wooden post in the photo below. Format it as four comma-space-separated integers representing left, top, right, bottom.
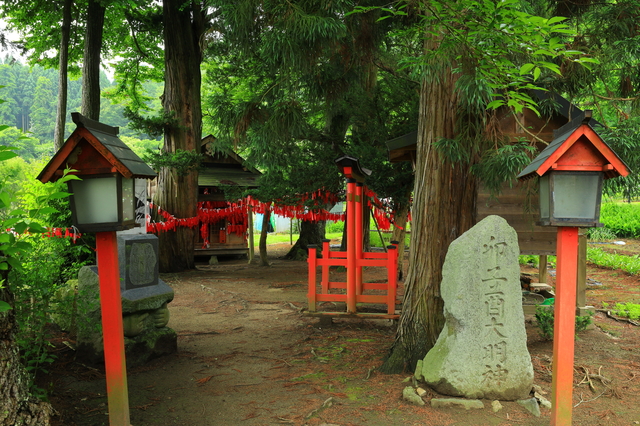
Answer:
577, 233, 588, 315
539, 255, 548, 283
247, 204, 254, 264
355, 183, 363, 295
551, 226, 579, 426
386, 245, 398, 315
321, 239, 330, 294
95, 231, 130, 426
307, 245, 318, 312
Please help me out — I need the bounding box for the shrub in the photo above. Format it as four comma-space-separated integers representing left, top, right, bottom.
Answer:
534, 304, 593, 340
586, 226, 618, 241
519, 255, 539, 268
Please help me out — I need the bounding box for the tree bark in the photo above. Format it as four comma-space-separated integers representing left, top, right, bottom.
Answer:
259, 210, 271, 266
81, 0, 106, 121
155, 0, 204, 272
53, 0, 72, 150
390, 196, 411, 280
0, 271, 53, 426
380, 67, 477, 374
284, 220, 325, 260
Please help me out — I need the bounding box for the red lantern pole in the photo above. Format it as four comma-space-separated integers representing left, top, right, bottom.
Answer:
551, 226, 579, 426
346, 178, 357, 313
355, 183, 363, 295
96, 231, 131, 426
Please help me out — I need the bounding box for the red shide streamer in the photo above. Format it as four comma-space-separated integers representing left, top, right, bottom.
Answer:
41, 227, 82, 243
147, 188, 407, 235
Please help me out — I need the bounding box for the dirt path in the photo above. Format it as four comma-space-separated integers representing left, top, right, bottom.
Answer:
46, 243, 640, 426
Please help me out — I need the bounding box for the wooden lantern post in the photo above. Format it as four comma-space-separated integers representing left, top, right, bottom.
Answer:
37, 113, 157, 426
518, 111, 629, 425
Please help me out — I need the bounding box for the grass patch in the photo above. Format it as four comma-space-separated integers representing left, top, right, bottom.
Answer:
613, 302, 640, 320
600, 202, 640, 238
587, 226, 618, 242
587, 247, 640, 275
345, 386, 365, 401
596, 322, 624, 338
313, 344, 347, 363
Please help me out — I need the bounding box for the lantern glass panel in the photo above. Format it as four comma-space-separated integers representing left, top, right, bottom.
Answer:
121, 177, 135, 223
539, 174, 550, 221
552, 172, 601, 220
70, 176, 119, 225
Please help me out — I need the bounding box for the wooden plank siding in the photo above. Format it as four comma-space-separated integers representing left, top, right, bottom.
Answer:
477, 183, 557, 255
475, 105, 573, 256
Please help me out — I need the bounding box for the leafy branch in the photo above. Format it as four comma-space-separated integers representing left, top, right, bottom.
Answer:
142, 148, 203, 176
353, 0, 598, 114
0, 146, 78, 312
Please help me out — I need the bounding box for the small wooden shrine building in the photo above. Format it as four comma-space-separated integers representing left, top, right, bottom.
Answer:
386, 91, 593, 255
386, 91, 597, 313
195, 135, 261, 257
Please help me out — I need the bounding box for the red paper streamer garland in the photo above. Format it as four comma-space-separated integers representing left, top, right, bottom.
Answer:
147, 188, 403, 239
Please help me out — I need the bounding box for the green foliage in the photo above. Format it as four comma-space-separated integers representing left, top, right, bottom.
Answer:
472, 141, 537, 195
0, 125, 45, 161
586, 226, 618, 242
359, 0, 591, 114
326, 221, 344, 234
586, 247, 640, 275
596, 119, 640, 202
0, 135, 87, 398
203, 0, 418, 209
613, 302, 640, 321
598, 202, 640, 238
433, 137, 473, 165
123, 107, 178, 139
519, 255, 539, 268
369, 230, 410, 249
120, 135, 161, 159
142, 148, 203, 176
535, 304, 593, 340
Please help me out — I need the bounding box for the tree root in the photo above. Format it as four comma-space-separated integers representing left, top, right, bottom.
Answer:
574, 365, 622, 406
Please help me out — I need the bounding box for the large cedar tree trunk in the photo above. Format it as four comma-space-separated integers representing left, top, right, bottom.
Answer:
380, 68, 477, 374
53, 0, 72, 150
80, 0, 105, 120
284, 220, 325, 260
0, 272, 53, 425
259, 210, 272, 266
155, 0, 204, 272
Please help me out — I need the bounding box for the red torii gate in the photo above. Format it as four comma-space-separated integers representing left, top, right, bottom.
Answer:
306, 156, 400, 319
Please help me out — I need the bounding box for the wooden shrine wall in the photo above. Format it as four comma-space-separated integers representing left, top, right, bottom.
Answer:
477, 183, 557, 255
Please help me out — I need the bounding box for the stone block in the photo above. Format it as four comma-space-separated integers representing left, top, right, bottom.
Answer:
416, 215, 534, 400
76, 265, 176, 368
117, 234, 159, 291
431, 398, 484, 410
518, 397, 541, 417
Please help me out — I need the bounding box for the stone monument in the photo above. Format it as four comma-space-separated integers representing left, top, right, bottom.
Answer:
415, 215, 533, 400
76, 234, 177, 367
